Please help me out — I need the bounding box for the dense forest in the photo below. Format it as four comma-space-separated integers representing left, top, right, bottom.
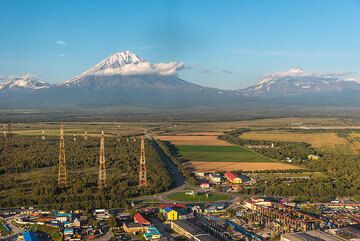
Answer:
221, 129, 360, 202
0, 134, 172, 209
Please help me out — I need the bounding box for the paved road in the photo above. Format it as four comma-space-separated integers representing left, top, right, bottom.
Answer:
137, 130, 238, 208
144, 130, 186, 189
0, 215, 23, 241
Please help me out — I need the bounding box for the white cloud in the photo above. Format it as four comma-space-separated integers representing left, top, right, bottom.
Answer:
0, 74, 37, 83
95, 61, 186, 76
56, 40, 68, 46
261, 68, 360, 83
58, 54, 66, 58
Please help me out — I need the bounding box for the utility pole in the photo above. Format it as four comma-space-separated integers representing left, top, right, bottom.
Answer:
139, 136, 147, 187
2, 124, 13, 162
58, 123, 67, 186
117, 125, 120, 142
98, 130, 106, 189
2, 124, 6, 156
84, 127, 88, 141
41, 126, 45, 140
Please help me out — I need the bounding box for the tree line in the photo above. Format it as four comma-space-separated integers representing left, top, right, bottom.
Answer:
220, 129, 360, 202
0, 135, 172, 209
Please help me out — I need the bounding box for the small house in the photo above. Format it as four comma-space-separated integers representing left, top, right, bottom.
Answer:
200, 182, 210, 189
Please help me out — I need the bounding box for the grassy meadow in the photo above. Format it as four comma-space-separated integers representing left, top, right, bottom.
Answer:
177, 145, 273, 162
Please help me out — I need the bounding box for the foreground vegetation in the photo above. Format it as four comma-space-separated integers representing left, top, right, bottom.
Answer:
0, 135, 172, 209
222, 129, 360, 202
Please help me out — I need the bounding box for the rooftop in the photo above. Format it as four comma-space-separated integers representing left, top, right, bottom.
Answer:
23, 231, 41, 241
172, 220, 218, 241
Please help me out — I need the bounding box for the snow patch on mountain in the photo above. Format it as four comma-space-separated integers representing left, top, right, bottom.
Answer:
241, 68, 360, 96
0, 74, 50, 91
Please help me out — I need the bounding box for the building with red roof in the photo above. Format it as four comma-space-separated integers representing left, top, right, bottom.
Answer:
224, 171, 242, 184
133, 213, 150, 225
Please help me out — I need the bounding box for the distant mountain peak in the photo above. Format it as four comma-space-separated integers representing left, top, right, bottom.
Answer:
90, 51, 144, 72
241, 68, 360, 96
64, 50, 185, 85
0, 75, 50, 91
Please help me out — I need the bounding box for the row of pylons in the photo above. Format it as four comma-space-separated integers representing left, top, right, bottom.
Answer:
57, 124, 147, 189
2, 124, 12, 162
1, 123, 147, 189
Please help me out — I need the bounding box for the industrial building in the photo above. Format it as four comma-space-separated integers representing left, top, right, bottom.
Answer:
281, 230, 343, 241
170, 220, 219, 241
123, 222, 147, 234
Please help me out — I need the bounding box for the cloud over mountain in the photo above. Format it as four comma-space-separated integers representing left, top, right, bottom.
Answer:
241, 68, 360, 96
97, 61, 185, 76
73, 51, 185, 78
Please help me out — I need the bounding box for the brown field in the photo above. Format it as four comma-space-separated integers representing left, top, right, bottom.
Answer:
154, 135, 233, 146
185, 161, 300, 172
160, 132, 224, 136
241, 131, 349, 149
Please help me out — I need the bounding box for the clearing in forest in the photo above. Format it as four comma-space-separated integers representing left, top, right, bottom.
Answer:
154, 135, 233, 146
176, 145, 273, 162
241, 131, 349, 149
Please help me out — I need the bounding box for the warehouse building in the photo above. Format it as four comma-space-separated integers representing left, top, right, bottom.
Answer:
171, 220, 219, 241
281, 230, 343, 241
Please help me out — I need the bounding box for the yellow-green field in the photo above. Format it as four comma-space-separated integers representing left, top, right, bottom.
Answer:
241, 130, 350, 149
3, 122, 158, 137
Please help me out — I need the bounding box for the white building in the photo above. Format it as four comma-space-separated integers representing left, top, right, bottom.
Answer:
209, 173, 222, 183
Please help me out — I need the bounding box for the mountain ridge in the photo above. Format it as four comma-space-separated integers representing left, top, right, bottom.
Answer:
1, 51, 360, 110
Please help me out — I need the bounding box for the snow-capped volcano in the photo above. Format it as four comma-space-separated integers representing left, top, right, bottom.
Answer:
77, 50, 144, 76
0, 75, 50, 92
241, 68, 360, 96
64, 50, 185, 85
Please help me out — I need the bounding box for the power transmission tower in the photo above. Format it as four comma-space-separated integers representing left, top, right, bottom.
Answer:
58, 123, 67, 186
84, 128, 88, 141
139, 136, 147, 187
2, 124, 13, 162
41, 127, 45, 140
98, 130, 106, 189
2, 124, 6, 156
117, 125, 120, 142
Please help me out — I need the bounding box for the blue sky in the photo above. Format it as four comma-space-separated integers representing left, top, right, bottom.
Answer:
0, 0, 360, 89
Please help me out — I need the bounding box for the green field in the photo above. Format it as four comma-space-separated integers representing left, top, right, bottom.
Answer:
177, 145, 273, 162
166, 192, 230, 202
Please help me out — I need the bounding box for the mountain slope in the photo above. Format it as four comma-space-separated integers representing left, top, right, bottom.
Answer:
0, 75, 51, 92
0, 51, 238, 109
241, 68, 360, 96
2, 53, 360, 111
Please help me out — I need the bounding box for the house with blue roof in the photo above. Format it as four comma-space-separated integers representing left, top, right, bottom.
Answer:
163, 207, 178, 220
20, 231, 41, 241
56, 213, 73, 223
64, 228, 74, 236
143, 226, 161, 240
